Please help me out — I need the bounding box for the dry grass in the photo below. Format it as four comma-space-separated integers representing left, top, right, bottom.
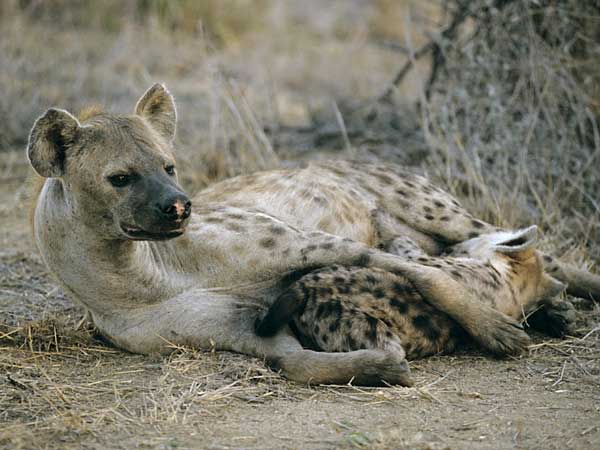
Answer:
421, 1, 600, 263
1, 1, 599, 448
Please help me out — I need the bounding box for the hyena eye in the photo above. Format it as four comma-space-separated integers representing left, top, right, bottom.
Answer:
107, 173, 133, 188
165, 165, 176, 176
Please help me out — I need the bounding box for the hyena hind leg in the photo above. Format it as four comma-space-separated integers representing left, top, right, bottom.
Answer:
543, 253, 600, 302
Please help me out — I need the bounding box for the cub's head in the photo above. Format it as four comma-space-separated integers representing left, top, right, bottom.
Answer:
448, 225, 566, 306
27, 84, 191, 241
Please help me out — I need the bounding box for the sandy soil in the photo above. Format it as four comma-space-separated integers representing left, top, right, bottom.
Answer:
1, 154, 599, 450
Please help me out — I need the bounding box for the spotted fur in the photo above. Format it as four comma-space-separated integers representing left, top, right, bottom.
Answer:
257, 229, 570, 359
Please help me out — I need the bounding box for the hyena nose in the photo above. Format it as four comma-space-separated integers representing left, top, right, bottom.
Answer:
160, 196, 192, 221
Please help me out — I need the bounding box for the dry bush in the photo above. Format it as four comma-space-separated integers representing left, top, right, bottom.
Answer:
419, 0, 600, 262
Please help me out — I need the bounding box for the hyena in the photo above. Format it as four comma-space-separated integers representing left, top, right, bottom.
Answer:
27, 84, 599, 385
255, 227, 574, 360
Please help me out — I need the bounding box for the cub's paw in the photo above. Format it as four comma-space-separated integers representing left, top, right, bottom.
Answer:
526, 298, 576, 337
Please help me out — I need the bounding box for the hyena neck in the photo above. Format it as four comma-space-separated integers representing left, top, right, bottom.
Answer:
33, 179, 195, 312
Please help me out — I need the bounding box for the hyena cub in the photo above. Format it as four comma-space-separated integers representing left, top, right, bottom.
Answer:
257, 226, 573, 359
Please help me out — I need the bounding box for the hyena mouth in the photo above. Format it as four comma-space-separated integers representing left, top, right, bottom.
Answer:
120, 223, 185, 241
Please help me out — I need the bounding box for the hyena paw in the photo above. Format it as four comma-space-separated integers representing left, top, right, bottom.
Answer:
357, 350, 414, 387
471, 311, 531, 357
527, 298, 576, 337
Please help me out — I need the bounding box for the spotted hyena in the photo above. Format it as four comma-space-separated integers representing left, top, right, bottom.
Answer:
256, 227, 574, 359
27, 84, 599, 386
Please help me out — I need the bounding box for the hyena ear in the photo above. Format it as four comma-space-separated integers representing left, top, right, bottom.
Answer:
135, 83, 177, 142
494, 225, 538, 261
27, 108, 81, 178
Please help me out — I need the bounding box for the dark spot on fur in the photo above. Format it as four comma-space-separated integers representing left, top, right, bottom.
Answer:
423, 206, 433, 213
434, 200, 445, 208
205, 216, 224, 223
395, 189, 409, 197
543, 255, 553, 263
425, 214, 435, 221
225, 222, 245, 232
338, 284, 352, 294
365, 274, 378, 285
347, 336, 357, 350
305, 244, 317, 252
329, 321, 339, 332
365, 315, 379, 341
320, 242, 334, 250
318, 287, 333, 296
390, 297, 408, 313
376, 173, 393, 184
412, 315, 441, 341
355, 252, 371, 267
259, 237, 277, 248
450, 270, 463, 279
373, 288, 386, 299
270, 225, 286, 235
468, 232, 480, 239
316, 303, 327, 318
440, 215, 450, 221
471, 219, 485, 229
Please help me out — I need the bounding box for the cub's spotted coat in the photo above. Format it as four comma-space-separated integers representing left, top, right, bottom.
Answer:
257, 229, 572, 359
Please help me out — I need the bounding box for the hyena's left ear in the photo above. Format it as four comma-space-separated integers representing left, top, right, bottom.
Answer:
135, 83, 177, 142
493, 225, 538, 261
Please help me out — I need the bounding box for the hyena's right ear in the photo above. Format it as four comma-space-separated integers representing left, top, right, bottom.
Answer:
27, 108, 81, 178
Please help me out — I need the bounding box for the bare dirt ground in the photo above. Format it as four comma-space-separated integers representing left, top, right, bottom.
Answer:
2, 1, 600, 449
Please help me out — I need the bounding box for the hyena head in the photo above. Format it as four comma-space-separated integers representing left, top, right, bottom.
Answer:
447, 225, 566, 315
27, 84, 191, 241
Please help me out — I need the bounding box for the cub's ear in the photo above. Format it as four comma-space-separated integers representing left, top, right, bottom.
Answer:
135, 83, 177, 142
27, 108, 81, 178
494, 225, 538, 261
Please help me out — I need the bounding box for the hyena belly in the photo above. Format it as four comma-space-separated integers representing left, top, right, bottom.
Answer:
287, 266, 466, 360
